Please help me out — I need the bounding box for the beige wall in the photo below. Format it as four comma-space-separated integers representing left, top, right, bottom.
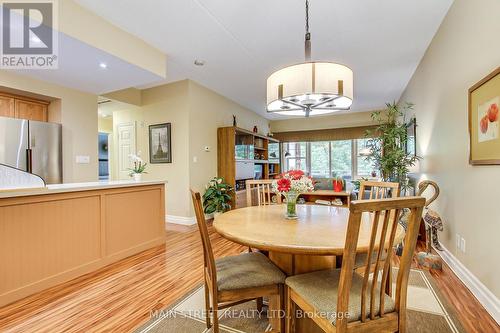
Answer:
112, 81, 190, 218
400, 0, 500, 297
187, 81, 269, 194
270, 111, 375, 133
0, 72, 98, 183
98, 117, 113, 133
111, 80, 269, 219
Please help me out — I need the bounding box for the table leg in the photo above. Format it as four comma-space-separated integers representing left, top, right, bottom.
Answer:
269, 252, 336, 276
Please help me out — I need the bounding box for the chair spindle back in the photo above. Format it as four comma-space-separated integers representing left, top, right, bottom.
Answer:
336, 196, 425, 331
246, 179, 281, 206
359, 181, 400, 200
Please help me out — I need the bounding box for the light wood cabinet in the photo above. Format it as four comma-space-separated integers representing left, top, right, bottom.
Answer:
0, 93, 49, 121
0, 95, 15, 118
0, 183, 166, 307
15, 99, 48, 122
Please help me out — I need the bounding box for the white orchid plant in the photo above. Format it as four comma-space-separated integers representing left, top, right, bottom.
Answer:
128, 153, 148, 176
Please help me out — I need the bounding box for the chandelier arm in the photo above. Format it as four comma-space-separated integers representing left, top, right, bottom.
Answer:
267, 109, 304, 113
311, 96, 341, 108
314, 107, 351, 111
283, 99, 307, 109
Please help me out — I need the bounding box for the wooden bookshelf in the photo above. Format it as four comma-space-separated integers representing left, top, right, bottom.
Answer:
217, 126, 280, 208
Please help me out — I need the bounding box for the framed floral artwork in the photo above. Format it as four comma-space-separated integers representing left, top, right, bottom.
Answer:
468, 67, 500, 165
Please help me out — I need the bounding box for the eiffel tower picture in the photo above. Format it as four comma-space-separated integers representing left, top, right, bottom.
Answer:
149, 123, 172, 163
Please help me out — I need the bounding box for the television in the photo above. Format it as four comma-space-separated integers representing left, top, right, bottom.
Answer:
254, 164, 263, 180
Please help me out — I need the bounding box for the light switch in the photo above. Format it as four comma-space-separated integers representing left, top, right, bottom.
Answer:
193, 156, 198, 163
76, 155, 90, 164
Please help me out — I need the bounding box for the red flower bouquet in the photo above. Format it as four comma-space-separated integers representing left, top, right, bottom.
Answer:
272, 170, 314, 219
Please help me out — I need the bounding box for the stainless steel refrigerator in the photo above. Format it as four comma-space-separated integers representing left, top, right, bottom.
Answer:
0, 116, 62, 184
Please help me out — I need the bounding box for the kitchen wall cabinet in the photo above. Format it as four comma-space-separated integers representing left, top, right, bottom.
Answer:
15, 99, 48, 121
0, 93, 49, 121
0, 95, 15, 118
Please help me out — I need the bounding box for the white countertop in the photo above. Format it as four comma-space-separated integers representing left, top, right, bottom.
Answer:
0, 180, 167, 199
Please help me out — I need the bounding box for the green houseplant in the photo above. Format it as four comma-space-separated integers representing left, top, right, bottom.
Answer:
202, 177, 234, 215
351, 177, 369, 192
364, 102, 420, 191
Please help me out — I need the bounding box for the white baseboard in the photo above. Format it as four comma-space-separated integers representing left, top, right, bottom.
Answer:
436, 243, 500, 324
165, 215, 196, 226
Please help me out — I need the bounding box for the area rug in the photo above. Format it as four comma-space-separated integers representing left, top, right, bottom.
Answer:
135, 268, 465, 333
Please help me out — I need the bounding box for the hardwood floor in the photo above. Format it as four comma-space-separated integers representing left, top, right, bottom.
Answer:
0, 222, 497, 333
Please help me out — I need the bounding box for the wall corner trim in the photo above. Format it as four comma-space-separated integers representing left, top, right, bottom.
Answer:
165, 214, 196, 226
436, 244, 500, 324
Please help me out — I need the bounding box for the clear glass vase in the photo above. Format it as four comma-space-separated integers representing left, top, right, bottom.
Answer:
285, 191, 299, 219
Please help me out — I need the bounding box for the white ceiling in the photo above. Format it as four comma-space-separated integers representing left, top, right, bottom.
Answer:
76, 0, 453, 119
7, 31, 164, 95
0, 3, 164, 95
3, 1, 453, 118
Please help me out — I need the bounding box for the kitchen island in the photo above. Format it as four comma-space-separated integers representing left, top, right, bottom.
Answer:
0, 180, 166, 306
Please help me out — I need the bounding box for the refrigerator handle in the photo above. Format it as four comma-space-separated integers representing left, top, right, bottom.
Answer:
26, 148, 33, 173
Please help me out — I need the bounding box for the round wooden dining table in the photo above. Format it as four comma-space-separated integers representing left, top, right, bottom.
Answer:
214, 204, 405, 276
214, 204, 405, 332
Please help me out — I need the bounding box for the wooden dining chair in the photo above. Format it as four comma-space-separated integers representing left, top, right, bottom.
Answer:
285, 196, 425, 333
246, 179, 282, 207
354, 181, 401, 294
190, 189, 286, 333
358, 180, 400, 200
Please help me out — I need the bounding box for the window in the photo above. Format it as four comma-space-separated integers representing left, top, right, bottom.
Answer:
356, 138, 377, 177
282, 139, 377, 180
331, 140, 352, 180
283, 142, 307, 173
310, 142, 330, 178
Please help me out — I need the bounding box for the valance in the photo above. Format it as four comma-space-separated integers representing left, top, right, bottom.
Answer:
273, 125, 378, 142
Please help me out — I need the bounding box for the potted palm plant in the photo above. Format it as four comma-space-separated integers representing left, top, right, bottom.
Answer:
202, 177, 234, 218
364, 102, 420, 192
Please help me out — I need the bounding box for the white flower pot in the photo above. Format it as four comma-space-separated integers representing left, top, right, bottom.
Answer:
132, 173, 142, 182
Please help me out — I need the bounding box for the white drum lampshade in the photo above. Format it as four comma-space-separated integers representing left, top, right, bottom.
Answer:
267, 62, 353, 117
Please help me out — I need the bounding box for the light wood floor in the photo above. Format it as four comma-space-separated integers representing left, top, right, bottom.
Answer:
0, 223, 498, 333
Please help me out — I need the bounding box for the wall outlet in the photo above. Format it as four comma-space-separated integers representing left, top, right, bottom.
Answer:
460, 237, 466, 253
75, 155, 90, 164
456, 234, 461, 249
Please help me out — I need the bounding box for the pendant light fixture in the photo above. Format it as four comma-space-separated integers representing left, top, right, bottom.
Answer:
266, 0, 353, 117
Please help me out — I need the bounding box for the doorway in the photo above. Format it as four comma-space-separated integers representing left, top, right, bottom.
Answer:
98, 132, 110, 180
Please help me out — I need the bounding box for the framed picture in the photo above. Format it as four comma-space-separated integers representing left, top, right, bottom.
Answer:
469, 67, 500, 165
149, 123, 172, 163
405, 117, 417, 157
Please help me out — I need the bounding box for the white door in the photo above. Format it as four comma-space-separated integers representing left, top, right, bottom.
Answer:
117, 122, 136, 180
